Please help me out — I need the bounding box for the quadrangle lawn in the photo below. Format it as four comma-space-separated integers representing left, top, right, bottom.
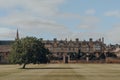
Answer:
0, 64, 120, 80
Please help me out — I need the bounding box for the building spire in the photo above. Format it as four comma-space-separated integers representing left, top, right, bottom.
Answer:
16, 29, 19, 40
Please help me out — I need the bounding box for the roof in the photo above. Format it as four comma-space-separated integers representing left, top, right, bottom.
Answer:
0, 45, 11, 52
0, 40, 14, 45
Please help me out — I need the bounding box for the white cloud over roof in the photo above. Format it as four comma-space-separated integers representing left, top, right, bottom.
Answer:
0, 0, 120, 44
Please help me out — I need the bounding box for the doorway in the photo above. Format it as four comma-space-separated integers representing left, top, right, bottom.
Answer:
63, 55, 68, 63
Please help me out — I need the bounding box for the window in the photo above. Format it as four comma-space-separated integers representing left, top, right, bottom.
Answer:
95, 44, 101, 50
57, 53, 59, 55
0, 56, 1, 62
6, 53, 8, 56
69, 48, 71, 50
86, 47, 89, 51
48, 48, 53, 51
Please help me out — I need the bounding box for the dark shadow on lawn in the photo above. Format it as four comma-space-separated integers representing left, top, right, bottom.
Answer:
20, 67, 80, 70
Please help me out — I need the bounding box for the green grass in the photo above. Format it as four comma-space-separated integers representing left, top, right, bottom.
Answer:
0, 64, 120, 80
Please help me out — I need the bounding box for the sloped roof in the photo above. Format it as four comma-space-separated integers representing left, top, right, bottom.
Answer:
0, 40, 14, 45
0, 45, 11, 52
113, 48, 120, 53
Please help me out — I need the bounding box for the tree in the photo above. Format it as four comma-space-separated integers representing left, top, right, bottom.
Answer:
9, 37, 51, 69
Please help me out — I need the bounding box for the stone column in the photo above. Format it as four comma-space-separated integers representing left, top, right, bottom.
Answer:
86, 53, 89, 62
68, 55, 70, 63
86, 57, 89, 62
63, 55, 68, 63
63, 55, 65, 63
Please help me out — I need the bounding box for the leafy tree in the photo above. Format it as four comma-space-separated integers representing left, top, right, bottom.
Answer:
9, 37, 51, 69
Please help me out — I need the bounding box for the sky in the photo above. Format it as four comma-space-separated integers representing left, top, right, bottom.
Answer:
0, 0, 120, 44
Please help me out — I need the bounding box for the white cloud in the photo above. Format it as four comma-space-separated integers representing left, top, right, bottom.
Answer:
81, 16, 99, 24
85, 9, 96, 15
78, 24, 90, 29
104, 10, 120, 43
0, 0, 84, 40
0, 0, 74, 39
77, 16, 100, 29
0, 10, 70, 32
0, 0, 119, 44
0, 28, 16, 40
58, 13, 81, 19
104, 10, 120, 18
0, 0, 65, 16
106, 24, 120, 44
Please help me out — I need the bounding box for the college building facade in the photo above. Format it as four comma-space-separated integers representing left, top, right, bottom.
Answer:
0, 30, 119, 63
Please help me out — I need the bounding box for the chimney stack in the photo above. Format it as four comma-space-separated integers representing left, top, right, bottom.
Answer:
102, 37, 104, 43
89, 38, 93, 42
76, 38, 79, 42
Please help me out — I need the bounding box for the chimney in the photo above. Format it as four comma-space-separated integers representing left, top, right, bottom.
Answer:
54, 38, 57, 42
89, 38, 93, 42
99, 38, 101, 42
76, 38, 79, 42
102, 37, 104, 43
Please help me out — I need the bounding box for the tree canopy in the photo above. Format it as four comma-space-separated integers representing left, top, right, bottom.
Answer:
9, 37, 51, 69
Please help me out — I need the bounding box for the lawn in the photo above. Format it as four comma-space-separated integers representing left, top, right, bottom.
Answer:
0, 64, 120, 80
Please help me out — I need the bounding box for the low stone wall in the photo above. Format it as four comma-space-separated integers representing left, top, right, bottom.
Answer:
50, 59, 120, 64
106, 58, 120, 63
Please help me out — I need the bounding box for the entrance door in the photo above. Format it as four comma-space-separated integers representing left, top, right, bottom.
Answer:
65, 56, 68, 63
63, 55, 68, 63
0, 56, 1, 62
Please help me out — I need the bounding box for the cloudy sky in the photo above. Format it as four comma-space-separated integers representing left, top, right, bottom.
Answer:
0, 0, 120, 44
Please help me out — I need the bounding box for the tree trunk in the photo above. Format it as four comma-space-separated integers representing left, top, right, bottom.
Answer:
22, 63, 26, 69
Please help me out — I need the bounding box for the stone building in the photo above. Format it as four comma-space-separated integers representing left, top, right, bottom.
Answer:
0, 29, 18, 63
43, 38, 106, 57
0, 30, 107, 63
0, 41, 13, 63
39, 38, 107, 63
